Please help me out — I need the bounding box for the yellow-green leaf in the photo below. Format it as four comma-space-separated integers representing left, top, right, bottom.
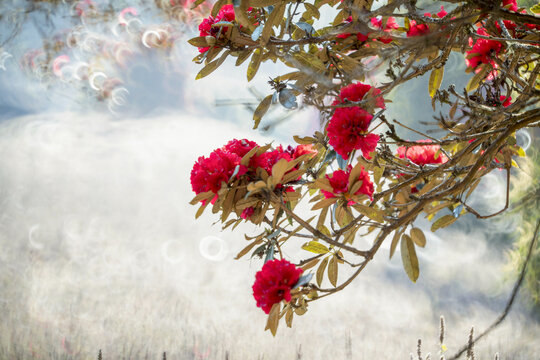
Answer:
265, 302, 280, 336
235, 238, 263, 259
316, 257, 328, 286
253, 95, 273, 129
353, 204, 385, 223
400, 234, 419, 282
530, 4, 540, 14
195, 201, 210, 219
304, 2, 320, 19
285, 306, 294, 328
410, 227, 426, 248
301, 241, 330, 254
190, 190, 215, 205
328, 256, 338, 287
429, 66, 444, 98
301, 258, 320, 271
250, 0, 282, 6
211, 0, 228, 17
235, 48, 254, 66
188, 36, 211, 47
466, 65, 490, 92
293, 135, 316, 145
311, 197, 337, 211
195, 50, 229, 80
262, 3, 285, 44
389, 229, 402, 259
271, 158, 290, 183
431, 214, 458, 232
247, 49, 262, 82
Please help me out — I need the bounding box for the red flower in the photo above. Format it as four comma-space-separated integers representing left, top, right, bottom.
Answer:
327, 107, 379, 160
502, 0, 518, 11
337, 16, 398, 44
500, 95, 512, 107
370, 17, 398, 43
240, 206, 255, 220
396, 140, 448, 166
407, 21, 429, 37
223, 138, 259, 158
252, 259, 303, 314
292, 144, 318, 159
250, 145, 292, 175
406, 7, 447, 37
190, 148, 246, 200
332, 82, 385, 110
465, 28, 503, 71
198, 4, 236, 52
321, 166, 374, 202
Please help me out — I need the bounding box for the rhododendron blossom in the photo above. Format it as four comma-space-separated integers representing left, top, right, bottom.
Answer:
322, 166, 374, 202
223, 138, 259, 158
198, 4, 236, 52
252, 259, 303, 314
407, 6, 447, 37
327, 107, 379, 160
337, 16, 398, 44
332, 82, 385, 110
502, 0, 518, 11
250, 145, 293, 175
396, 140, 449, 166
241, 206, 255, 220
190, 148, 246, 200
465, 27, 503, 71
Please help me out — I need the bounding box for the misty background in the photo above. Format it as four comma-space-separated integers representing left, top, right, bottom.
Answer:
0, 1, 538, 359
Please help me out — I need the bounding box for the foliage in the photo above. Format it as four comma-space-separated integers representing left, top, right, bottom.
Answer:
187, 0, 540, 334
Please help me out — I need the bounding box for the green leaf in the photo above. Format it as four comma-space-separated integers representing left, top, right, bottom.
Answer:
247, 49, 262, 82
429, 66, 444, 98
195, 50, 229, 79
400, 234, 419, 282
301, 241, 330, 254
253, 94, 273, 129
431, 214, 458, 232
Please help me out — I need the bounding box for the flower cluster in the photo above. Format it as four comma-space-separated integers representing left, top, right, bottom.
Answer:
322, 166, 374, 203
396, 140, 449, 166
252, 259, 303, 314
465, 27, 504, 71
190, 139, 317, 209
406, 6, 448, 37
337, 16, 398, 44
327, 83, 384, 160
197, 4, 236, 53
